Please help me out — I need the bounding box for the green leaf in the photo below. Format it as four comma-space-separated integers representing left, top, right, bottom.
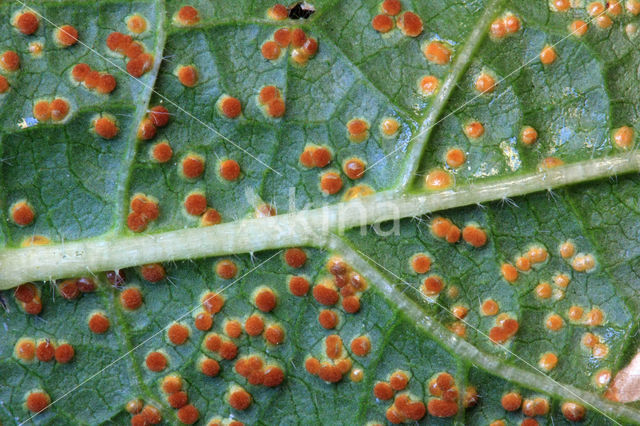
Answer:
1, 0, 640, 425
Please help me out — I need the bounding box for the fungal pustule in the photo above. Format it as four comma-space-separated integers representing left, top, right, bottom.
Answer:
284, 248, 307, 268
320, 171, 343, 195
33, 100, 50, 122
464, 121, 484, 139
490, 18, 507, 39
382, 0, 402, 15
347, 118, 369, 142
311, 146, 332, 168
461, 224, 487, 247
200, 356, 220, 377
535, 282, 552, 299
194, 311, 213, 331
93, 115, 119, 139
325, 334, 343, 359
475, 72, 496, 93
268, 3, 288, 20
423, 41, 451, 65
14, 337, 36, 361
55, 25, 78, 47
397, 11, 423, 37
48, 98, 69, 122
481, 299, 499, 316
538, 352, 558, 371
95, 74, 117, 94
504, 14, 520, 33
0, 76, 9, 94
201, 208, 221, 227
318, 309, 338, 329
54, 342, 74, 363
161, 374, 183, 394
288, 276, 310, 296
176, 65, 198, 87
36, 340, 55, 362
261, 40, 281, 60
421, 275, 444, 297
343, 158, 365, 180
126, 53, 154, 77
168, 391, 188, 409
25, 390, 50, 413
120, 287, 143, 310
202, 291, 224, 313
244, 314, 265, 336
224, 319, 243, 338
500, 263, 518, 282
167, 323, 190, 345
181, 154, 205, 179
10, 200, 35, 226
145, 351, 168, 372
149, 105, 170, 127
215, 259, 237, 279
570, 20, 588, 36
175, 5, 200, 26
350, 335, 371, 356
628, 0, 640, 14
562, 402, 586, 422
520, 126, 538, 145
140, 263, 166, 283
410, 253, 432, 274
88, 311, 110, 334
253, 287, 277, 312
219, 159, 241, 181
264, 324, 285, 345
14, 11, 39, 35
127, 14, 148, 34
184, 192, 207, 216
217, 95, 242, 119
228, 386, 252, 410
420, 75, 439, 96
390, 370, 409, 391
380, 117, 400, 136
425, 169, 452, 190
372, 14, 394, 33
274, 28, 291, 47
545, 313, 564, 331
540, 45, 557, 65
613, 126, 634, 149
1, 50, 20, 72
501, 392, 522, 411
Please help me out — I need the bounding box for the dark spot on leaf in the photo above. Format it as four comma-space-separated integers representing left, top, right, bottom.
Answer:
288, 2, 315, 19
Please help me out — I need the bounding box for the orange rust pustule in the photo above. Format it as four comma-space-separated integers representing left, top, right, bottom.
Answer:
288, 276, 310, 296
120, 287, 143, 310
244, 314, 265, 336
284, 248, 307, 268
176, 6, 200, 25
182, 155, 205, 179
56, 25, 78, 47
228, 388, 252, 410
168, 323, 190, 345
26, 391, 50, 413
146, 351, 168, 372
219, 159, 241, 181
177, 404, 199, 424
88, 312, 110, 334
94, 116, 119, 139
219, 96, 242, 118
184, 193, 207, 216
55, 343, 74, 363
15, 12, 39, 35
1, 50, 20, 72
350, 336, 371, 357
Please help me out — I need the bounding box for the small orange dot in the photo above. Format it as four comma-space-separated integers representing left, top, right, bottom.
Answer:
127, 15, 148, 34
515, 256, 531, 271
420, 75, 439, 95
481, 299, 499, 316
177, 65, 198, 87
380, 117, 400, 136
168, 323, 190, 345
88, 312, 110, 334
535, 282, 552, 299
382, 0, 402, 15
137, 118, 156, 140
151, 141, 172, 163
504, 14, 520, 33
126, 53, 154, 77
410, 253, 432, 274
585, 308, 604, 326
216, 259, 237, 279
424, 41, 451, 65
254, 287, 277, 312
10, 201, 35, 227
146, 351, 167, 372
291, 28, 307, 47
318, 310, 338, 329
176, 5, 200, 26
284, 248, 307, 268
0, 75, 9, 93
94, 116, 119, 139
540, 46, 557, 65
347, 118, 369, 142
373, 382, 393, 400
425, 169, 452, 190
202, 291, 224, 313
139, 263, 165, 282
149, 105, 170, 127
445, 148, 466, 168
350, 335, 371, 357
200, 357, 220, 377
562, 402, 585, 422
568, 305, 583, 321
15, 11, 39, 35
184, 193, 207, 216
342, 295, 360, 313
461, 224, 487, 247
181, 154, 205, 179
36, 340, 55, 362
343, 158, 365, 179
313, 282, 339, 306
397, 11, 423, 37
521, 126, 538, 145
389, 370, 409, 391
320, 172, 343, 195
219, 96, 242, 119
244, 314, 265, 336
264, 324, 285, 345
539, 352, 558, 371
372, 14, 394, 33
55, 25, 78, 47
268, 4, 288, 20
527, 246, 548, 264
176, 404, 199, 424
490, 18, 507, 39
161, 374, 182, 394
33, 101, 51, 122
431, 217, 452, 238
55, 343, 75, 363
26, 391, 50, 413
452, 305, 469, 319
288, 276, 309, 296
14, 338, 36, 361
1, 50, 20, 72
274, 28, 291, 47
261, 40, 281, 60
121, 287, 143, 310
464, 121, 484, 138
194, 311, 213, 331
311, 146, 332, 168
570, 20, 588, 36
501, 392, 522, 411
613, 126, 634, 149
545, 314, 564, 331
201, 208, 221, 227
475, 73, 496, 93
422, 275, 444, 296
228, 387, 252, 410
